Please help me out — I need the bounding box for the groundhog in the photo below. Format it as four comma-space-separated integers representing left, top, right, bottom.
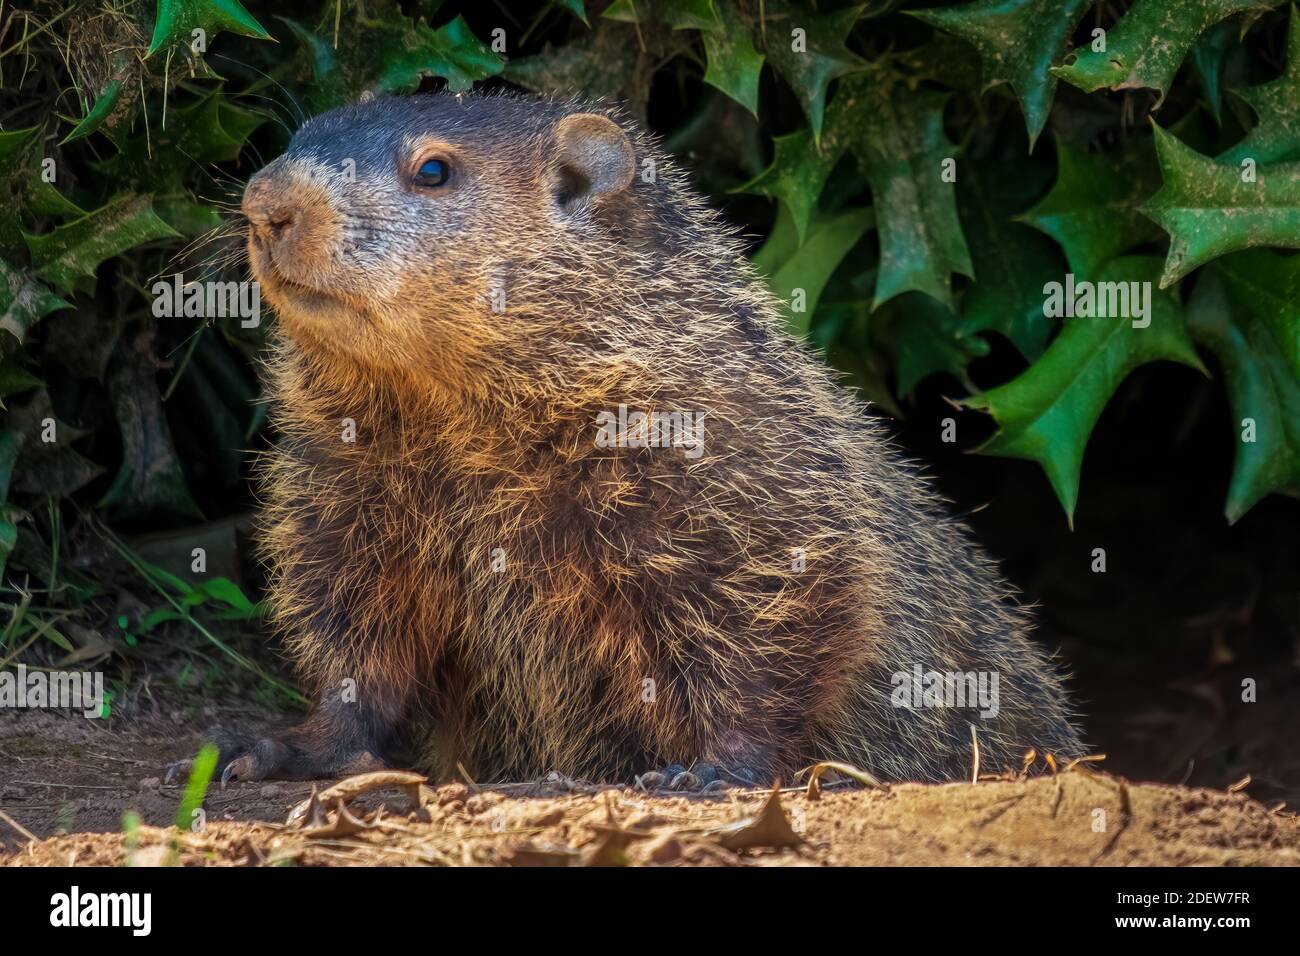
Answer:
205, 90, 1082, 788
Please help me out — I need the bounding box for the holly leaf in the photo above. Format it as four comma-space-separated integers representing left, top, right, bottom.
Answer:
824, 311, 901, 417
24, 195, 180, 294
887, 293, 990, 396
555, 0, 590, 26
288, 7, 501, 107
1218, 5, 1300, 165
153, 197, 225, 237
1218, 248, 1300, 384
761, 0, 867, 140
702, 2, 765, 116
1187, 251, 1300, 520
1142, 122, 1300, 287
280, 17, 347, 111
6, 390, 103, 497
0, 128, 83, 257
0, 359, 42, 400
504, 17, 687, 124
736, 128, 841, 244
1190, 17, 1240, 125
965, 257, 1206, 524
1019, 141, 1162, 278
603, 0, 722, 31
958, 159, 1064, 360
61, 79, 124, 145
95, 91, 266, 189
839, 77, 973, 308
910, 0, 1092, 148
755, 206, 874, 336
1052, 0, 1283, 99
146, 0, 272, 57
0, 258, 68, 354
372, 14, 504, 94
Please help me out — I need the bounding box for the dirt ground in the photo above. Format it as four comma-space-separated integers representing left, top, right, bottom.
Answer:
2, 707, 1298, 866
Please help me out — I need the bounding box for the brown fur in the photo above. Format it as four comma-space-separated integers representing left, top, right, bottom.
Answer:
238, 90, 1082, 785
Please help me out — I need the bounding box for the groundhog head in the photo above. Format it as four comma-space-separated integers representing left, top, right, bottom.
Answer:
242, 92, 650, 384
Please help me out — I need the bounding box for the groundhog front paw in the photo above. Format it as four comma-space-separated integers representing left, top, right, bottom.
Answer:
165, 725, 386, 785
637, 762, 736, 793
220, 737, 387, 784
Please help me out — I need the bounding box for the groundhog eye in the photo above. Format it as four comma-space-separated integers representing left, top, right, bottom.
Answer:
413, 158, 450, 188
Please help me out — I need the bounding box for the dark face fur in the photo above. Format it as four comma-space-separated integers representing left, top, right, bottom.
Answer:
242, 93, 638, 378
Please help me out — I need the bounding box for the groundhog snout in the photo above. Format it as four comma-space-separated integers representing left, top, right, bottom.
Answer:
242, 163, 336, 270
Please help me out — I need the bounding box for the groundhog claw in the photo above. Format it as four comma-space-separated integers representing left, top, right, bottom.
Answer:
221, 754, 260, 786
669, 771, 702, 791
638, 762, 730, 793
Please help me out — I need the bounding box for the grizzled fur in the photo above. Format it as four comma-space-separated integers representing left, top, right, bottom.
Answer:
227, 90, 1082, 786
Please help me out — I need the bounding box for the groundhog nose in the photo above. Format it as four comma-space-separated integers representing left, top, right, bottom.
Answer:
243, 169, 301, 245
244, 199, 298, 245
265, 209, 295, 240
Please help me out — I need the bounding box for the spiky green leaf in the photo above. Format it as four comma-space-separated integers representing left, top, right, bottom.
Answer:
1053, 0, 1283, 98
702, 2, 765, 116
0, 258, 68, 353
842, 78, 973, 308
1187, 251, 1300, 520
911, 0, 1091, 147
756, 206, 874, 336
965, 257, 1206, 523
762, 1, 867, 140
1142, 123, 1300, 287
1218, 5, 1300, 165
1020, 141, 1162, 278
146, 0, 272, 58
25, 195, 179, 294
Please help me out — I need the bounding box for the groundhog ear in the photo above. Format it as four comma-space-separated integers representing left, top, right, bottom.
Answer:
549, 113, 635, 212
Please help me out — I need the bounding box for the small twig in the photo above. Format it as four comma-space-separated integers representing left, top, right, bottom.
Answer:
969, 724, 980, 784
13, 780, 123, 791
456, 761, 479, 791
0, 4, 74, 59
801, 761, 886, 799
0, 808, 38, 843
1095, 778, 1133, 861
1060, 753, 1107, 774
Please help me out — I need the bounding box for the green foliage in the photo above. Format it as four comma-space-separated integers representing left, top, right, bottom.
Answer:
25, 195, 179, 293
850, 80, 974, 308
174, 743, 218, 830
1188, 251, 1300, 520
701, 2, 765, 115
965, 257, 1206, 524
1019, 142, 1162, 278
910, 0, 1092, 146
1053, 0, 1284, 97
1144, 123, 1300, 286
146, 0, 271, 57
1217, 9, 1300, 163
0, 0, 1298, 675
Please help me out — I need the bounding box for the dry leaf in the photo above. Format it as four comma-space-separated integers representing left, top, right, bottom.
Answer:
804, 761, 887, 800
715, 785, 803, 851
285, 770, 426, 826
